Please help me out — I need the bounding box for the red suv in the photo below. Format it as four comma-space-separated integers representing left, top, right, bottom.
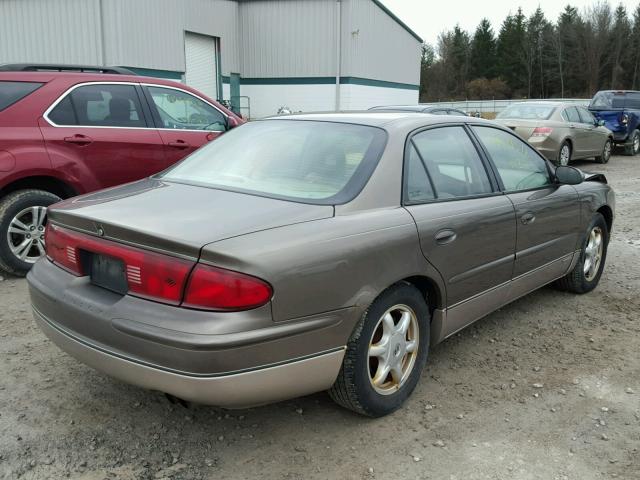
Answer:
0, 64, 243, 275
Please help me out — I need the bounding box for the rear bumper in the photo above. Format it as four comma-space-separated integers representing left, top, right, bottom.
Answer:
34, 306, 344, 408
27, 258, 355, 407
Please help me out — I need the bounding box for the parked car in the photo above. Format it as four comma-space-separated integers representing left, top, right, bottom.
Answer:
0, 64, 243, 276
28, 112, 615, 417
369, 104, 468, 116
494, 101, 613, 166
589, 90, 640, 155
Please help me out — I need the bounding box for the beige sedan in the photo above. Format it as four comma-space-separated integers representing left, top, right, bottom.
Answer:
494, 102, 613, 165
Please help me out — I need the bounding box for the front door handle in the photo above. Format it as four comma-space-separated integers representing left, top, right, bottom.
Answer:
168, 140, 190, 149
435, 229, 457, 245
521, 212, 536, 225
64, 134, 93, 146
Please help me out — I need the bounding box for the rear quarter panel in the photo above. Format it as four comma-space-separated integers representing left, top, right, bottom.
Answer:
200, 207, 445, 323
572, 181, 615, 236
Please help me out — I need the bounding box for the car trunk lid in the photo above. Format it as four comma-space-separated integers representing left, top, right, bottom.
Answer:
47, 178, 334, 259
494, 119, 540, 140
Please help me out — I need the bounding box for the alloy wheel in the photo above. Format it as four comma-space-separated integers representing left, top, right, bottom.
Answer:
7, 206, 47, 263
583, 226, 604, 282
603, 140, 611, 161
367, 304, 419, 395
559, 144, 570, 165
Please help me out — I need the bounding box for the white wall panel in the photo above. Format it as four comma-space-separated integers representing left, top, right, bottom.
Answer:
241, 84, 336, 118
339, 83, 418, 110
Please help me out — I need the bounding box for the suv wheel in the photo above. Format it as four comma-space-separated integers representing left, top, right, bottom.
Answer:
0, 189, 61, 276
328, 283, 430, 417
595, 139, 612, 164
625, 130, 640, 156
555, 213, 609, 294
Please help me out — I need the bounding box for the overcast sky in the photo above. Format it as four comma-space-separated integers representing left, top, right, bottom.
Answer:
382, 0, 640, 46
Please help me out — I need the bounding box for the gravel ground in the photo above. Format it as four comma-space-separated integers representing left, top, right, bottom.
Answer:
0, 155, 638, 480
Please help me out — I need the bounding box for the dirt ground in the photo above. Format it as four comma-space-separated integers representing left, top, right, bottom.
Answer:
0, 155, 638, 480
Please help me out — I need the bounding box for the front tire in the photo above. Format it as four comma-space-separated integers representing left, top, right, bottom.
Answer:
328, 283, 430, 417
624, 130, 640, 156
555, 213, 609, 294
0, 189, 60, 276
595, 138, 612, 164
557, 141, 571, 166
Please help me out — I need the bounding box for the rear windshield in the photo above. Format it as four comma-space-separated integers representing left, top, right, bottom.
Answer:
497, 104, 556, 120
160, 120, 387, 205
0, 81, 43, 111
590, 91, 640, 109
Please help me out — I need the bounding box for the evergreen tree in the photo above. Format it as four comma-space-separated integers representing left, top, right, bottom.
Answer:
470, 19, 497, 79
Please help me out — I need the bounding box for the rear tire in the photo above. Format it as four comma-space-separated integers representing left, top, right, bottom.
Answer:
557, 141, 571, 166
624, 130, 640, 156
0, 189, 60, 276
595, 139, 612, 164
555, 213, 609, 294
328, 283, 430, 417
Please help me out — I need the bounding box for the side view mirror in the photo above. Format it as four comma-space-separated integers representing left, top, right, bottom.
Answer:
226, 116, 240, 129
597, 119, 606, 127
555, 165, 583, 185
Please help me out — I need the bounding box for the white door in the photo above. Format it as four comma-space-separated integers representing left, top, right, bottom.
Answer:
184, 32, 218, 100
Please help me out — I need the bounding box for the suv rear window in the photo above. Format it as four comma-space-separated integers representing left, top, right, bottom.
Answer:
0, 81, 43, 111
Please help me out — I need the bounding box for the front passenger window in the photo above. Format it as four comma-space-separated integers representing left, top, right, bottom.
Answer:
473, 126, 551, 192
147, 86, 226, 131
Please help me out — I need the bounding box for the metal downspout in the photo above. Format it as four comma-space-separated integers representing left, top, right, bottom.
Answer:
335, 0, 341, 111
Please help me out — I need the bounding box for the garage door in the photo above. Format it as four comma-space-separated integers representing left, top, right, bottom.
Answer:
184, 32, 218, 100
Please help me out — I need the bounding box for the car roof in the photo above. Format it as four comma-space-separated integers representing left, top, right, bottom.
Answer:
268, 111, 493, 130
369, 105, 466, 113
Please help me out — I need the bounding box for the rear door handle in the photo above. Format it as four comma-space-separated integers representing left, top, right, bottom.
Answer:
521, 212, 536, 225
435, 229, 457, 245
64, 134, 92, 146
168, 140, 190, 149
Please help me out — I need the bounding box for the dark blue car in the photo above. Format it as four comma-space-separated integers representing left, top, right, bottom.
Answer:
589, 90, 640, 155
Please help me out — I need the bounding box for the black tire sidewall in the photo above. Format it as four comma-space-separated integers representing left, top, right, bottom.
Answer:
351, 284, 430, 417
0, 191, 60, 275
598, 139, 611, 164
575, 214, 609, 293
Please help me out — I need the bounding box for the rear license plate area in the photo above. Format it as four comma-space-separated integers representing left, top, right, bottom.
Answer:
89, 253, 128, 295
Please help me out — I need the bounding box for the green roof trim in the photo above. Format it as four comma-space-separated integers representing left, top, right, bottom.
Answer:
222, 76, 419, 90
370, 0, 423, 43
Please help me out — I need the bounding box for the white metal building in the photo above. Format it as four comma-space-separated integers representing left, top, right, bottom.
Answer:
0, 0, 422, 118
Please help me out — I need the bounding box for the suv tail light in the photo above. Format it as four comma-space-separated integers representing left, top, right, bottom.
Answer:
530, 127, 553, 137
44, 224, 272, 311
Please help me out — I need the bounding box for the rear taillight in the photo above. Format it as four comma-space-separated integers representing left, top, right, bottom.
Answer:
183, 264, 273, 311
44, 224, 271, 311
530, 127, 553, 137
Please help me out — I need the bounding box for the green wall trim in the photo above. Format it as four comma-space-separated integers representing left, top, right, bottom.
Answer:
222, 76, 418, 90
370, 0, 423, 43
122, 67, 183, 80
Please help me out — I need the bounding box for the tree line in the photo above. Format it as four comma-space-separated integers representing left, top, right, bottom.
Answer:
420, 2, 640, 102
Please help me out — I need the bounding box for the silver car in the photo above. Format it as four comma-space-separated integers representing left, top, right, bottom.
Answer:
494, 102, 613, 166
28, 113, 615, 417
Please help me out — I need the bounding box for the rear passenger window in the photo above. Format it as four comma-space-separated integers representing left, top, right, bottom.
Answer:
565, 107, 580, 123
410, 126, 493, 199
48, 84, 146, 128
0, 81, 43, 112
404, 145, 435, 203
